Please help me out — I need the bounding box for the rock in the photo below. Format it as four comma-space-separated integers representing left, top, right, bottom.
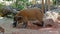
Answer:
43, 18, 58, 28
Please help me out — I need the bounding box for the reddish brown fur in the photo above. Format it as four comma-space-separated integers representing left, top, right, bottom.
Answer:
15, 8, 44, 27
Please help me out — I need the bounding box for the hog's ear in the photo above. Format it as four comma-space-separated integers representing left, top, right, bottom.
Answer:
16, 16, 23, 20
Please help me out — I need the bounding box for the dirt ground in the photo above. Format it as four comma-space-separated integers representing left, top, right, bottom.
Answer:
0, 17, 60, 34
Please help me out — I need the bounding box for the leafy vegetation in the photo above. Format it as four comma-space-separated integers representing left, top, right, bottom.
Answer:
11, 0, 32, 10
52, 0, 56, 5
0, 3, 4, 8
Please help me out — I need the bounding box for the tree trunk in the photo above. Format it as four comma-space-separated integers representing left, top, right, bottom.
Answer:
47, 0, 50, 11
42, 0, 44, 14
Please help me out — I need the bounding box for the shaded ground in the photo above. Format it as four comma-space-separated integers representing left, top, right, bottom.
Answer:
0, 17, 60, 34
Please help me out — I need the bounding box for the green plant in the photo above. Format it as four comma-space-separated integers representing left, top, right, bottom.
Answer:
10, 3, 16, 8
10, 0, 31, 10
0, 3, 4, 13
0, 3, 4, 8
52, 0, 56, 5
